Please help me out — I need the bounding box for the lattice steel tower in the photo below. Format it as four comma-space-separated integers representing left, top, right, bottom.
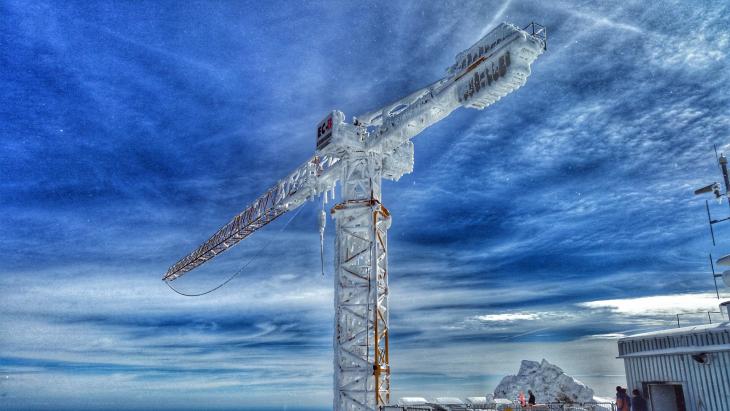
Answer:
163, 22, 546, 411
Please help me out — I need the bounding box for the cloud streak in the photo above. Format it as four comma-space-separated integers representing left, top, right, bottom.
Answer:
2, 0, 730, 409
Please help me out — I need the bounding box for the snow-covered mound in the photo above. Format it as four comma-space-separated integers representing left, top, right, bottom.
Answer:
435, 397, 464, 405
494, 359, 596, 404
397, 397, 428, 406
465, 395, 492, 405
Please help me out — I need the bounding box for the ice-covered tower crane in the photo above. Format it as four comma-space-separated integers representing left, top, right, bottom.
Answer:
163, 22, 547, 411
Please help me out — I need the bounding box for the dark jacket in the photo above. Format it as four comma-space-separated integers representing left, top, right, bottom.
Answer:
528, 393, 535, 405
631, 395, 647, 411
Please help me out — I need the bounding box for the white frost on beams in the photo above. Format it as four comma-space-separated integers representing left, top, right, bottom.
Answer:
494, 359, 597, 404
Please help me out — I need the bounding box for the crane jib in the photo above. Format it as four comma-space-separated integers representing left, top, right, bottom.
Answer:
163, 155, 330, 282
163, 23, 546, 284
163, 204, 286, 281
163, 183, 290, 281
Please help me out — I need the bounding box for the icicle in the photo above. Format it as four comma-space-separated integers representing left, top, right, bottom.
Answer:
319, 196, 327, 277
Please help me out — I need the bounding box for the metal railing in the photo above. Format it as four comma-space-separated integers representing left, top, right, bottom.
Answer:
523, 22, 547, 50
675, 310, 725, 328
468, 404, 614, 411
382, 402, 616, 411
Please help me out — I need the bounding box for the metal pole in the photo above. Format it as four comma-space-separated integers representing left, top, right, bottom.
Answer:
710, 254, 721, 299
677, 314, 681, 328
706, 201, 717, 245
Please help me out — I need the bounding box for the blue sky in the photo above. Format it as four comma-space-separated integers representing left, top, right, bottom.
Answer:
2, 0, 730, 409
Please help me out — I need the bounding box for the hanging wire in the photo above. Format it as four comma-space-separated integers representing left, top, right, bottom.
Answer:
165, 205, 305, 297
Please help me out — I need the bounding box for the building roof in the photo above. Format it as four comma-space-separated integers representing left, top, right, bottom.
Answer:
617, 321, 730, 358
619, 321, 730, 342
618, 344, 730, 358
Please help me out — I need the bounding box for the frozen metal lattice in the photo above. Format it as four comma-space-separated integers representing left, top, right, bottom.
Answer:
163, 155, 339, 281
162, 21, 546, 411
331, 153, 391, 411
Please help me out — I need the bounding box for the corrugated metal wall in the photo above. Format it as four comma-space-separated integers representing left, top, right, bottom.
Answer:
624, 352, 730, 411
619, 328, 730, 411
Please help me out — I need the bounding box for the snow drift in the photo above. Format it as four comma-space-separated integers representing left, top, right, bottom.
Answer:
494, 359, 599, 404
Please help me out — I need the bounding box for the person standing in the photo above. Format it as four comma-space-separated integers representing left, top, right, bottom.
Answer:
616, 386, 631, 411
528, 390, 536, 406
631, 389, 647, 411
518, 391, 526, 407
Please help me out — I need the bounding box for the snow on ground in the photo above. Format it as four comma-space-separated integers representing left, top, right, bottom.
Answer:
396, 359, 614, 410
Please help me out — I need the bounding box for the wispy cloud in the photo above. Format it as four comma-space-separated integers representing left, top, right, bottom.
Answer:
474, 312, 541, 322
2, 0, 730, 408
579, 293, 722, 317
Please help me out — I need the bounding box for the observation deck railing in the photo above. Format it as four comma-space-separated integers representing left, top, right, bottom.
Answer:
382, 401, 616, 411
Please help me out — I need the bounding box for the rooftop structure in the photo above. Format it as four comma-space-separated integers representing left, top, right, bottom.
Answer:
618, 321, 730, 411
615, 151, 730, 411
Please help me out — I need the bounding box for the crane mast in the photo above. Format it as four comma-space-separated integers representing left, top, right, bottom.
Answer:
163, 22, 546, 411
